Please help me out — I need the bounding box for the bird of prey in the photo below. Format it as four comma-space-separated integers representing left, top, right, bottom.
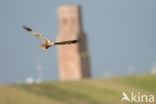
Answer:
23, 25, 79, 50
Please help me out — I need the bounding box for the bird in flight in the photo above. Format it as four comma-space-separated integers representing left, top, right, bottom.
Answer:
23, 25, 79, 50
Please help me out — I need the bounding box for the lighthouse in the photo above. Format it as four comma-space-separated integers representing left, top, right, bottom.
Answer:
57, 5, 91, 81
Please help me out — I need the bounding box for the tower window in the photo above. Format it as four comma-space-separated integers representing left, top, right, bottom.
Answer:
62, 18, 67, 25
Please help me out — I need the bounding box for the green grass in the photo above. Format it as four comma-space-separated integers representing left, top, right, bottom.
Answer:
0, 74, 156, 104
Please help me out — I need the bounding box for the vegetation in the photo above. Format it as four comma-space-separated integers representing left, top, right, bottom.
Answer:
0, 74, 156, 104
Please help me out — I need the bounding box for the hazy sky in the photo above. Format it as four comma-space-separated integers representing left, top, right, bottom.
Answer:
0, 0, 156, 84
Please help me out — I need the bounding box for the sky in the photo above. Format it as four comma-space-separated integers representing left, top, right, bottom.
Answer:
0, 0, 156, 84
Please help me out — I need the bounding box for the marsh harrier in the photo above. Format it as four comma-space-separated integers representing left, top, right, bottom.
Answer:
23, 25, 79, 50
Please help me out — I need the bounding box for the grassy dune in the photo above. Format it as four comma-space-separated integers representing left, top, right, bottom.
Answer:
0, 74, 156, 104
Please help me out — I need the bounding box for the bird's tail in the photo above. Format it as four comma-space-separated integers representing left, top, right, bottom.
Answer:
40, 44, 47, 51
40, 45, 46, 51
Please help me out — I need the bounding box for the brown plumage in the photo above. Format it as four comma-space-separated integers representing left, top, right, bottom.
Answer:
23, 25, 79, 50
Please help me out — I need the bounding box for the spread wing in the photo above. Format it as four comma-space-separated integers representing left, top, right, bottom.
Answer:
54, 40, 80, 45
23, 25, 49, 42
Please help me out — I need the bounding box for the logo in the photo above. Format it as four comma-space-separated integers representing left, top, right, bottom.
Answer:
121, 92, 154, 103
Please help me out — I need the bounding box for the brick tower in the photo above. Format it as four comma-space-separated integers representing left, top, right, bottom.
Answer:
57, 5, 91, 81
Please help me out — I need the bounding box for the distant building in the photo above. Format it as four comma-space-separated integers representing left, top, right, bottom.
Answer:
57, 5, 91, 81
26, 77, 34, 84
150, 67, 156, 74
